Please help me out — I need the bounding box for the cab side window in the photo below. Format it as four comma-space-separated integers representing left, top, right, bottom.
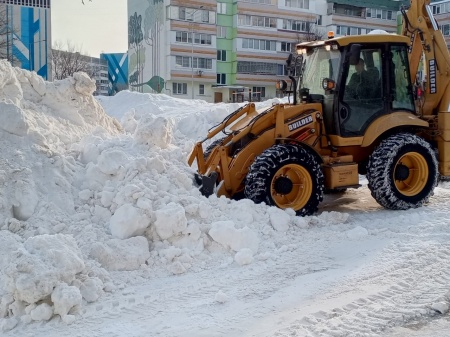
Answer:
390, 46, 415, 111
339, 48, 383, 136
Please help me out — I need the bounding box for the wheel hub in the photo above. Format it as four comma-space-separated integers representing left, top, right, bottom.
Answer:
395, 163, 410, 181
273, 176, 293, 195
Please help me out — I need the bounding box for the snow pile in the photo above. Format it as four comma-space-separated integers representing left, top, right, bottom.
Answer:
0, 59, 350, 330
0, 60, 121, 328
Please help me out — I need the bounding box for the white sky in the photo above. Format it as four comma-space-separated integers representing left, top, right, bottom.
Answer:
51, 0, 128, 56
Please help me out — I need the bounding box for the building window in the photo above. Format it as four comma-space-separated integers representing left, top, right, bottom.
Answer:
2, 0, 50, 7
336, 25, 363, 36
217, 26, 227, 38
179, 7, 187, 20
432, 4, 444, 15
240, 0, 271, 4
195, 33, 212, 45
217, 73, 226, 85
201, 10, 209, 22
176, 31, 212, 45
173, 83, 187, 95
238, 15, 276, 28
282, 19, 311, 32
316, 15, 322, 26
199, 84, 205, 95
334, 4, 363, 17
217, 50, 227, 61
281, 42, 292, 52
285, 0, 309, 10
277, 64, 287, 76
217, 3, 227, 14
252, 86, 266, 98
193, 57, 213, 69
176, 31, 189, 43
175, 56, 213, 69
366, 8, 395, 20
442, 24, 450, 36
176, 56, 191, 68
237, 61, 278, 75
178, 7, 209, 23
242, 38, 276, 51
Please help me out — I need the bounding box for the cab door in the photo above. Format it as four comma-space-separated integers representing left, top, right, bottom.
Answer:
338, 47, 385, 136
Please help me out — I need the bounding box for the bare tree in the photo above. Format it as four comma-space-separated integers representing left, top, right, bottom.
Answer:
0, 3, 19, 64
51, 40, 100, 80
295, 16, 325, 46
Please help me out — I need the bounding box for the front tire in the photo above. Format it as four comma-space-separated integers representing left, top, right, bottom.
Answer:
204, 137, 226, 161
244, 144, 324, 216
366, 133, 438, 210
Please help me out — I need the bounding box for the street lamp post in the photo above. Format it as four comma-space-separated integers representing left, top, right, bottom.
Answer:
190, 6, 203, 99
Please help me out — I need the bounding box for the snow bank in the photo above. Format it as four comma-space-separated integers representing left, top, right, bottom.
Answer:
0, 58, 351, 329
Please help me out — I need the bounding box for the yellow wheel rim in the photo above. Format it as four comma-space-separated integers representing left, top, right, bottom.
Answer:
394, 152, 428, 197
270, 164, 312, 211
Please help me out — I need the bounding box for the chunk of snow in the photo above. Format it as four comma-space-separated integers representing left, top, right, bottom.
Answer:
268, 207, 290, 232
346, 226, 369, 239
209, 221, 259, 254
109, 203, 151, 239
1, 318, 18, 332
97, 149, 128, 175
12, 178, 39, 221
78, 189, 93, 201
431, 301, 449, 314
234, 248, 254, 266
90, 236, 150, 271
154, 202, 188, 240
0, 102, 29, 136
73, 72, 96, 95
169, 261, 187, 275
30, 303, 53, 321
134, 115, 173, 148
51, 283, 82, 317
80, 277, 104, 303
215, 290, 229, 303
6, 234, 84, 304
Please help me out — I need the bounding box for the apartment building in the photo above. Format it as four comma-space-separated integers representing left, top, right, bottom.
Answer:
90, 56, 109, 96
325, 0, 407, 36
0, 0, 51, 80
431, 0, 450, 47
127, 0, 431, 103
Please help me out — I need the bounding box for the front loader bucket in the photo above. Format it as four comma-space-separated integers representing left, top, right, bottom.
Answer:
199, 172, 218, 197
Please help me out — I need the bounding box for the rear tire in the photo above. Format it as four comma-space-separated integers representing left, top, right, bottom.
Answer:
244, 144, 324, 216
366, 133, 438, 210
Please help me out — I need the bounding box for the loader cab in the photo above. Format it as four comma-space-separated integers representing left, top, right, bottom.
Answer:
297, 38, 416, 138
336, 42, 415, 137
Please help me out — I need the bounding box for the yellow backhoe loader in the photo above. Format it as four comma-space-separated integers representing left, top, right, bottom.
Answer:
188, 0, 450, 216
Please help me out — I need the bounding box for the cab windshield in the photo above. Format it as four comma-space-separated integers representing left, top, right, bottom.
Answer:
300, 47, 341, 95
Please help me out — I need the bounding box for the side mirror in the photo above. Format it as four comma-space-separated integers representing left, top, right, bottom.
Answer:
322, 78, 335, 91
276, 80, 288, 91
349, 44, 361, 65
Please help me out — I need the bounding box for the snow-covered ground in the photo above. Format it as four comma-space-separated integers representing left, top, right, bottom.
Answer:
1, 59, 450, 336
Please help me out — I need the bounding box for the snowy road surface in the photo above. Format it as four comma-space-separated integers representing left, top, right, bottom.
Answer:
7, 183, 450, 337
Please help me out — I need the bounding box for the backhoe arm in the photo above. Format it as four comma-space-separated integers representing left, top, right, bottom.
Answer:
402, 0, 450, 114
